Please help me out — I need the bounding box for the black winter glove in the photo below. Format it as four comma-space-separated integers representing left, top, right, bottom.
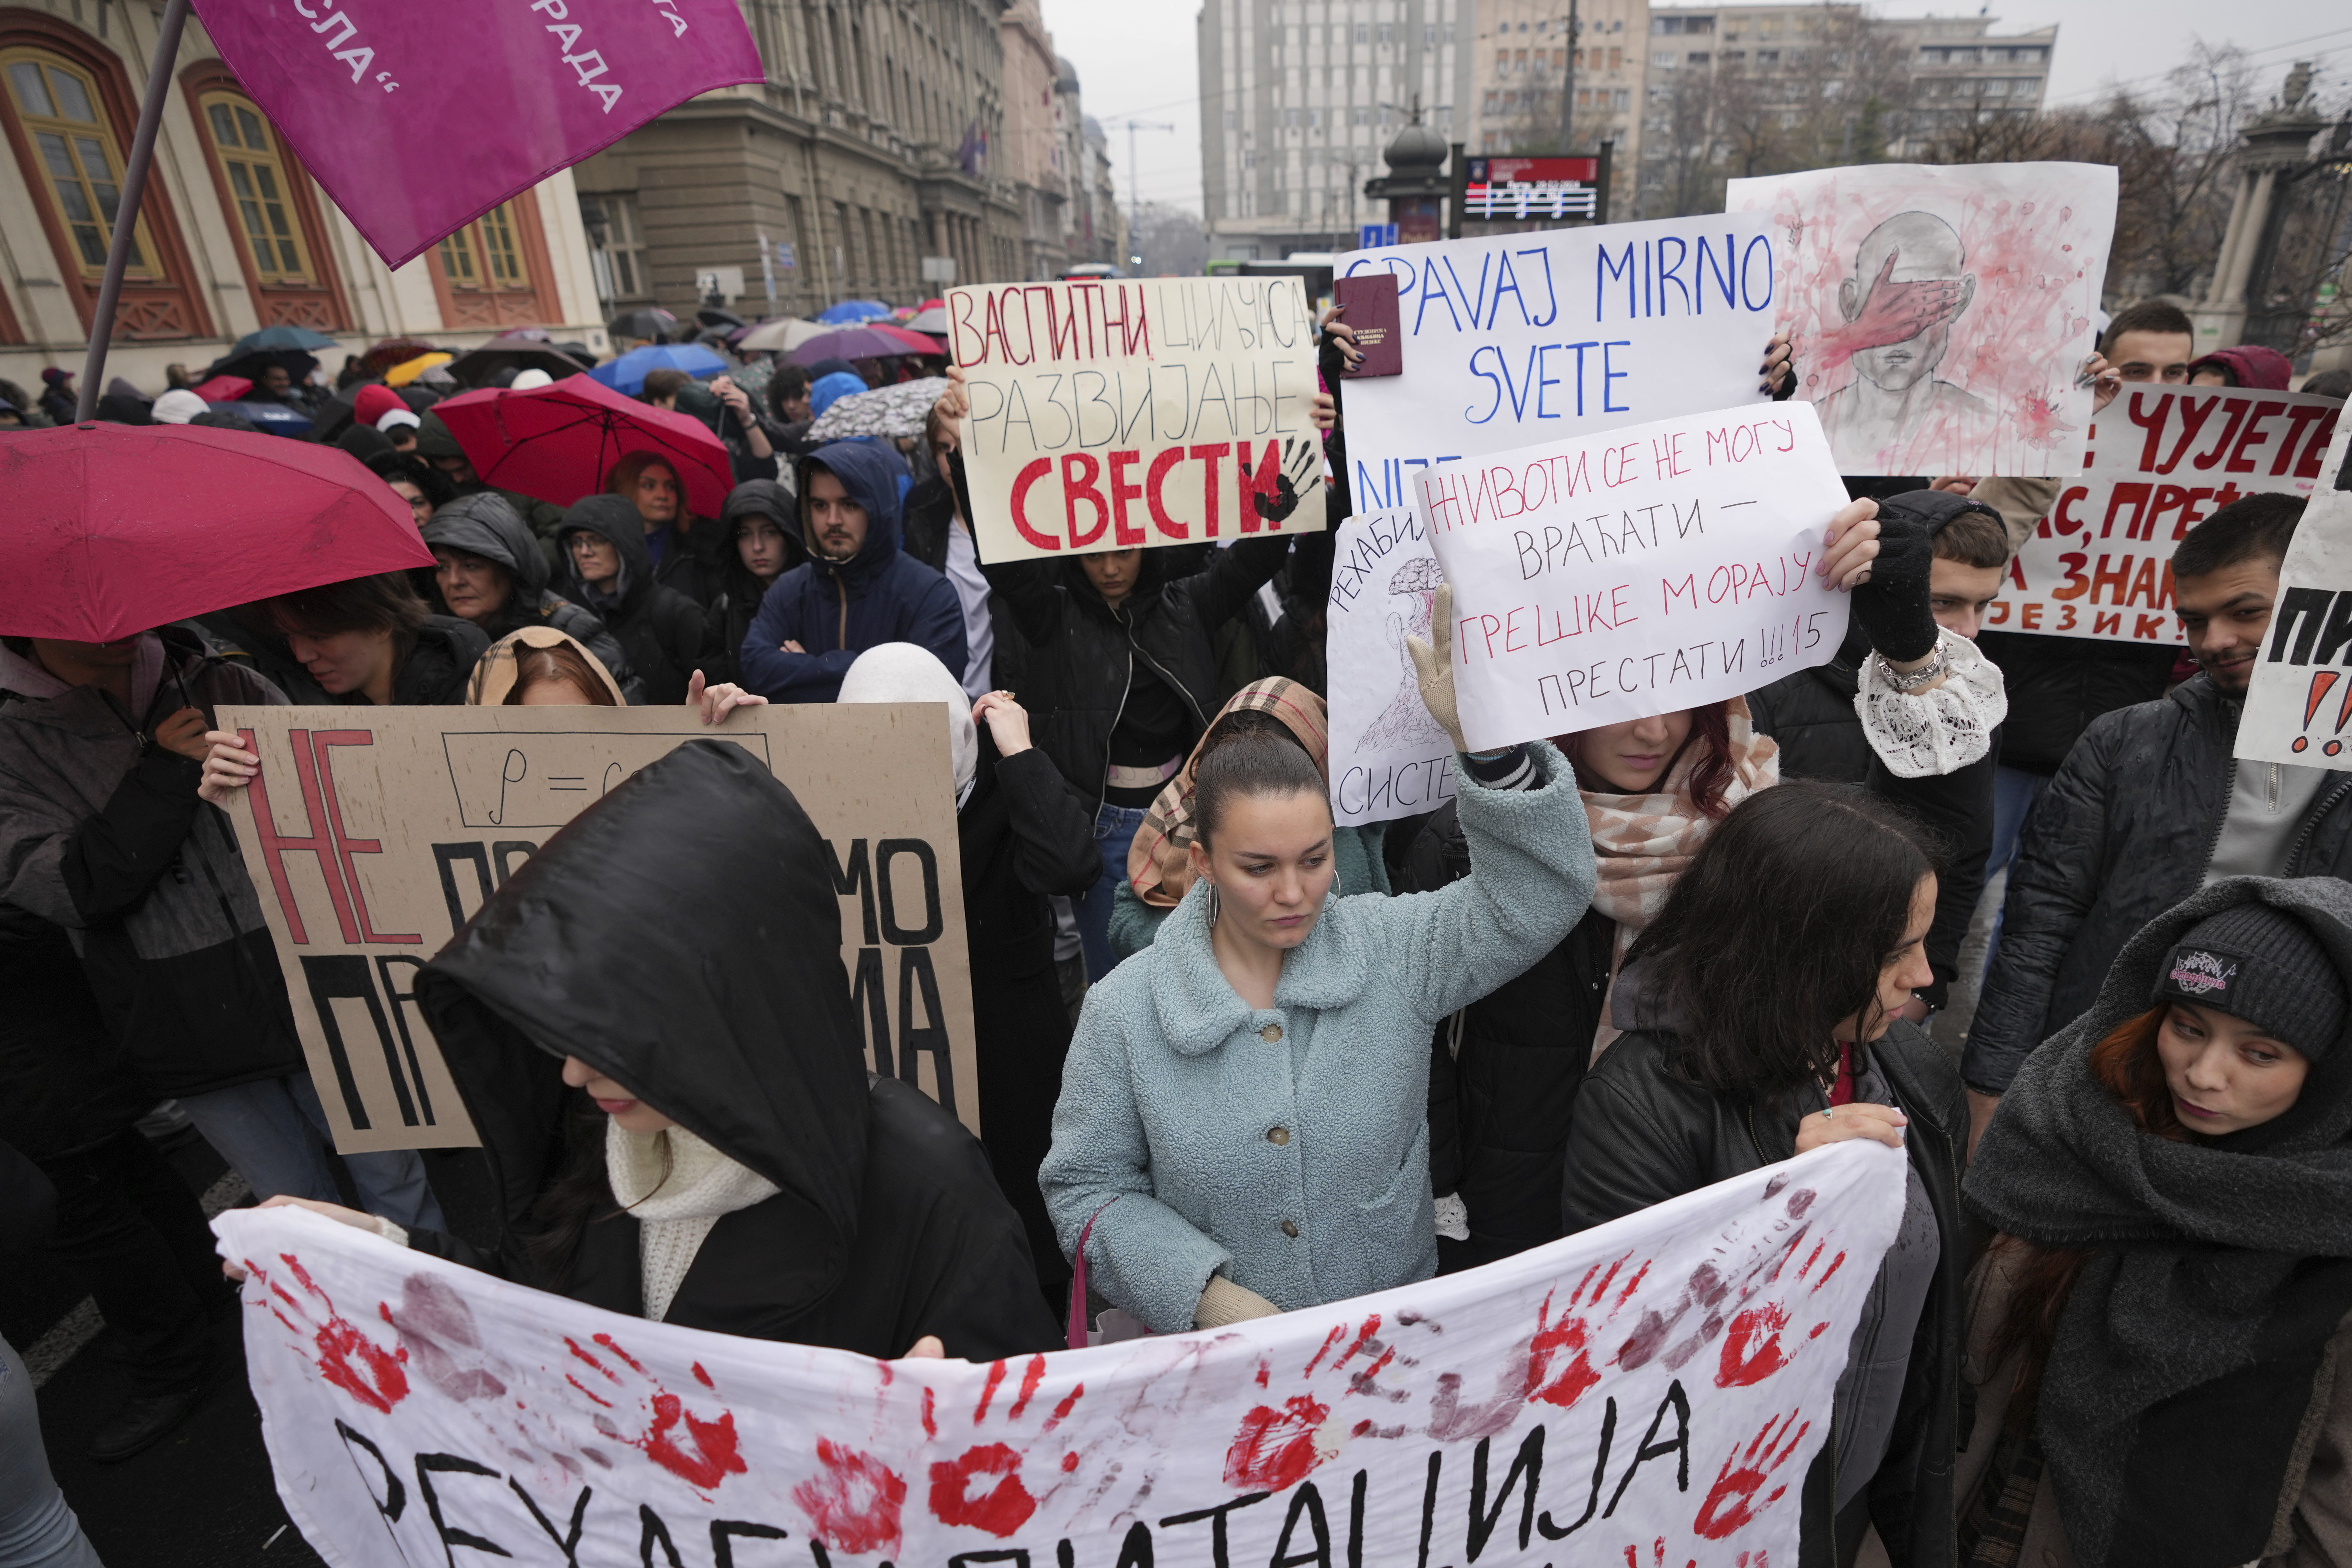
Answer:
1847, 489, 2003, 663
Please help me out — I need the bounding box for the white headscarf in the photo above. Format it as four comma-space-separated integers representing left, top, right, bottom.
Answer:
836, 643, 978, 808
151, 389, 207, 424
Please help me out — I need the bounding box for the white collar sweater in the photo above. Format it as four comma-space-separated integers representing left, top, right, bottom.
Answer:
605, 1122, 780, 1323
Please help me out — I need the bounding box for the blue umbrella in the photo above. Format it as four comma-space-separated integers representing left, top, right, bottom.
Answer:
586, 343, 728, 397
816, 299, 894, 325
229, 324, 339, 355
205, 399, 315, 438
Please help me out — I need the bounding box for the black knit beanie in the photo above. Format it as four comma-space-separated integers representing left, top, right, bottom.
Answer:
2154, 902, 2348, 1059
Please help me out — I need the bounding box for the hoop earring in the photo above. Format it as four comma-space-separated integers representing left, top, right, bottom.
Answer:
1331, 864, 1343, 898
1205, 882, 1221, 928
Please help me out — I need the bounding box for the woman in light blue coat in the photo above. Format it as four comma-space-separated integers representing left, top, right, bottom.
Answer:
1040, 589, 1599, 1333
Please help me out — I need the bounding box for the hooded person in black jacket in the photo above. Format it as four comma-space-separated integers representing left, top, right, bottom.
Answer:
1560, 782, 1966, 1568
556, 495, 705, 705
254, 741, 1062, 1360
700, 479, 805, 689
421, 492, 642, 702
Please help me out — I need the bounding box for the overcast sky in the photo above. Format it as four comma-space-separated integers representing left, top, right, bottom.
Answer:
1039, 0, 2350, 220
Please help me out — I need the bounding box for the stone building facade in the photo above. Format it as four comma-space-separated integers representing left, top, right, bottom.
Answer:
0, 0, 603, 393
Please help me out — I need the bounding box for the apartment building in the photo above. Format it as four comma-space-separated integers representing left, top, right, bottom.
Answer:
1465, 0, 1645, 216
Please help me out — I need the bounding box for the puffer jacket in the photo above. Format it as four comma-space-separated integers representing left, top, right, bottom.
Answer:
1975, 631, 2175, 776
983, 534, 1298, 805
0, 628, 302, 1097
698, 481, 805, 688
421, 492, 642, 702
1745, 625, 1874, 783
556, 495, 705, 705
739, 442, 965, 703
1967, 674, 2352, 1094
1562, 1014, 1965, 1568
1040, 746, 1597, 1334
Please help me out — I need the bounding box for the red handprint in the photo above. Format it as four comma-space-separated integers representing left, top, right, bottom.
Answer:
1692, 1410, 1809, 1540
1525, 1251, 1651, 1411
250, 1251, 409, 1415
563, 1333, 745, 1493
1814, 248, 1964, 371
1223, 1310, 1408, 1490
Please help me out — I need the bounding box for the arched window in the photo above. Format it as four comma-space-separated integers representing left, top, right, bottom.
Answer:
196, 89, 313, 285
426, 199, 557, 329
1, 48, 155, 279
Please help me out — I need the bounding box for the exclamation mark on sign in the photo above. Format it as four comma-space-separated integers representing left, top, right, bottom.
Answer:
2328, 678, 2352, 758
2294, 670, 2342, 753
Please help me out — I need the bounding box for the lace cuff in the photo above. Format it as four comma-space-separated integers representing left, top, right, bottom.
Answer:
1434, 1192, 1470, 1242
1855, 629, 2007, 778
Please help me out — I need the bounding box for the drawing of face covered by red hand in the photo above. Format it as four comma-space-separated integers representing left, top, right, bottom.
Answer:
1835, 213, 1973, 392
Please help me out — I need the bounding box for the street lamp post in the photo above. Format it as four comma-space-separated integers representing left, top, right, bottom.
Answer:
1556, 0, 1581, 157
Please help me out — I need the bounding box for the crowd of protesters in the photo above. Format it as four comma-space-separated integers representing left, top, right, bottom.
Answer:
4, 293, 2350, 1568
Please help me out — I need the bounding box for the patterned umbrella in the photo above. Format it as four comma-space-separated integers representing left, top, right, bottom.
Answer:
806, 378, 948, 443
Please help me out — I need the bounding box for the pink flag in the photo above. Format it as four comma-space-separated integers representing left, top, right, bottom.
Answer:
190, 0, 764, 269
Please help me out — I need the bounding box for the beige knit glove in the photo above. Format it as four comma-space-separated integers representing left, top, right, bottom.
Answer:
1194, 1275, 1282, 1328
1405, 583, 1468, 754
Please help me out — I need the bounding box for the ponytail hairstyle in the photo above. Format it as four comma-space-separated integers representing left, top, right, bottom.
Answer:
1192, 725, 1329, 849
1983, 1008, 2186, 1430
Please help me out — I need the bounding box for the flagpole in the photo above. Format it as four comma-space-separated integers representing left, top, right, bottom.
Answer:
75, 0, 192, 424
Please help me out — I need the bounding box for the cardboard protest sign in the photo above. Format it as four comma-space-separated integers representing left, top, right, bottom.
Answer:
220, 1139, 1903, 1567
193, 0, 764, 269
1726, 162, 2118, 478
1335, 217, 1778, 514
1326, 507, 1458, 826
1998, 387, 2343, 645
214, 706, 977, 1152
2234, 416, 2352, 765
948, 277, 1328, 561
1416, 403, 1852, 750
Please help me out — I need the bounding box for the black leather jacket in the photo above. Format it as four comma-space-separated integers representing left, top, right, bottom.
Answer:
981, 537, 1294, 804
1563, 1021, 1964, 1568
1745, 627, 1873, 784
1968, 674, 2352, 1093
1974, 630, 2175, 777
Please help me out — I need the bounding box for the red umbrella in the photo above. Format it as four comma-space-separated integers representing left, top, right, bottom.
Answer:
433, 373, 734, 519
0, 423, 433, 643
190, 373, 251, 402
785, 324, 943, 365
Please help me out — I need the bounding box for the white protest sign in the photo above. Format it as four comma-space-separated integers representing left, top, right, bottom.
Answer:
221, 1141, 1903, 1567
1998, 386, 2343, 645
2236, 416, 2352, 766
948, 277, 1328, 561
1335, 217, 1777, 514
1727, 161, 2118, 478
1327, 507, 1459, 826
1416, 402, 1852, 750
214, 706, 978, 1152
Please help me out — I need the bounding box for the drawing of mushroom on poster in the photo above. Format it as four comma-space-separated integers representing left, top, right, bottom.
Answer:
1726, 162, 2118, 477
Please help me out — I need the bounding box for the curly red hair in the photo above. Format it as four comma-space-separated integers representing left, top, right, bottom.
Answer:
1554, 701, 1736, 814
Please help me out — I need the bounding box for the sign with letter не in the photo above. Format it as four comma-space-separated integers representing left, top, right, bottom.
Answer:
948, 277, 1329, 561
215, 705, 977, 1153
1999, 386, 2342, 645
1336, 216, 1777, 515
2235, 416, 2352, 766
1418, 401, 1852, 750
223, 1139, 1904, 1568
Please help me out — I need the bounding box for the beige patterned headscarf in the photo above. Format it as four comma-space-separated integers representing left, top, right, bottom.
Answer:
1582, 697, 1780, 1056
1128, 678, 1330, 909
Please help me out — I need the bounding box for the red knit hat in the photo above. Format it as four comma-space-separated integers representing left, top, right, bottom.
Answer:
353, 384, 404, 427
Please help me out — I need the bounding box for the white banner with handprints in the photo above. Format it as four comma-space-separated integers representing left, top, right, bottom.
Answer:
1326, 507, 1458, 826
1416, 402, 1853, 750
220, 1142, 1903, 1567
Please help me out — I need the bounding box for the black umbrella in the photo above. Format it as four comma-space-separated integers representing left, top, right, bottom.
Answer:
205, 346, 319, 384
608, 307, 678, 344
695, 307, 749, 332
443, 334, 592, 388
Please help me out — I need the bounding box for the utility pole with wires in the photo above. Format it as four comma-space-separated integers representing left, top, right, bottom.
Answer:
1557, 0, 1581, 156
1109, 118, 1176, 271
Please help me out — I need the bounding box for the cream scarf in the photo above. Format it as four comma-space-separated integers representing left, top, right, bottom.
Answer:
605, 1122, 780, 1323
1582, 699, 1780, 1057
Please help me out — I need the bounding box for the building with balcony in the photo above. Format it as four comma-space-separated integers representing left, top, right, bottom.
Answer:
0, 1, 603, 395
